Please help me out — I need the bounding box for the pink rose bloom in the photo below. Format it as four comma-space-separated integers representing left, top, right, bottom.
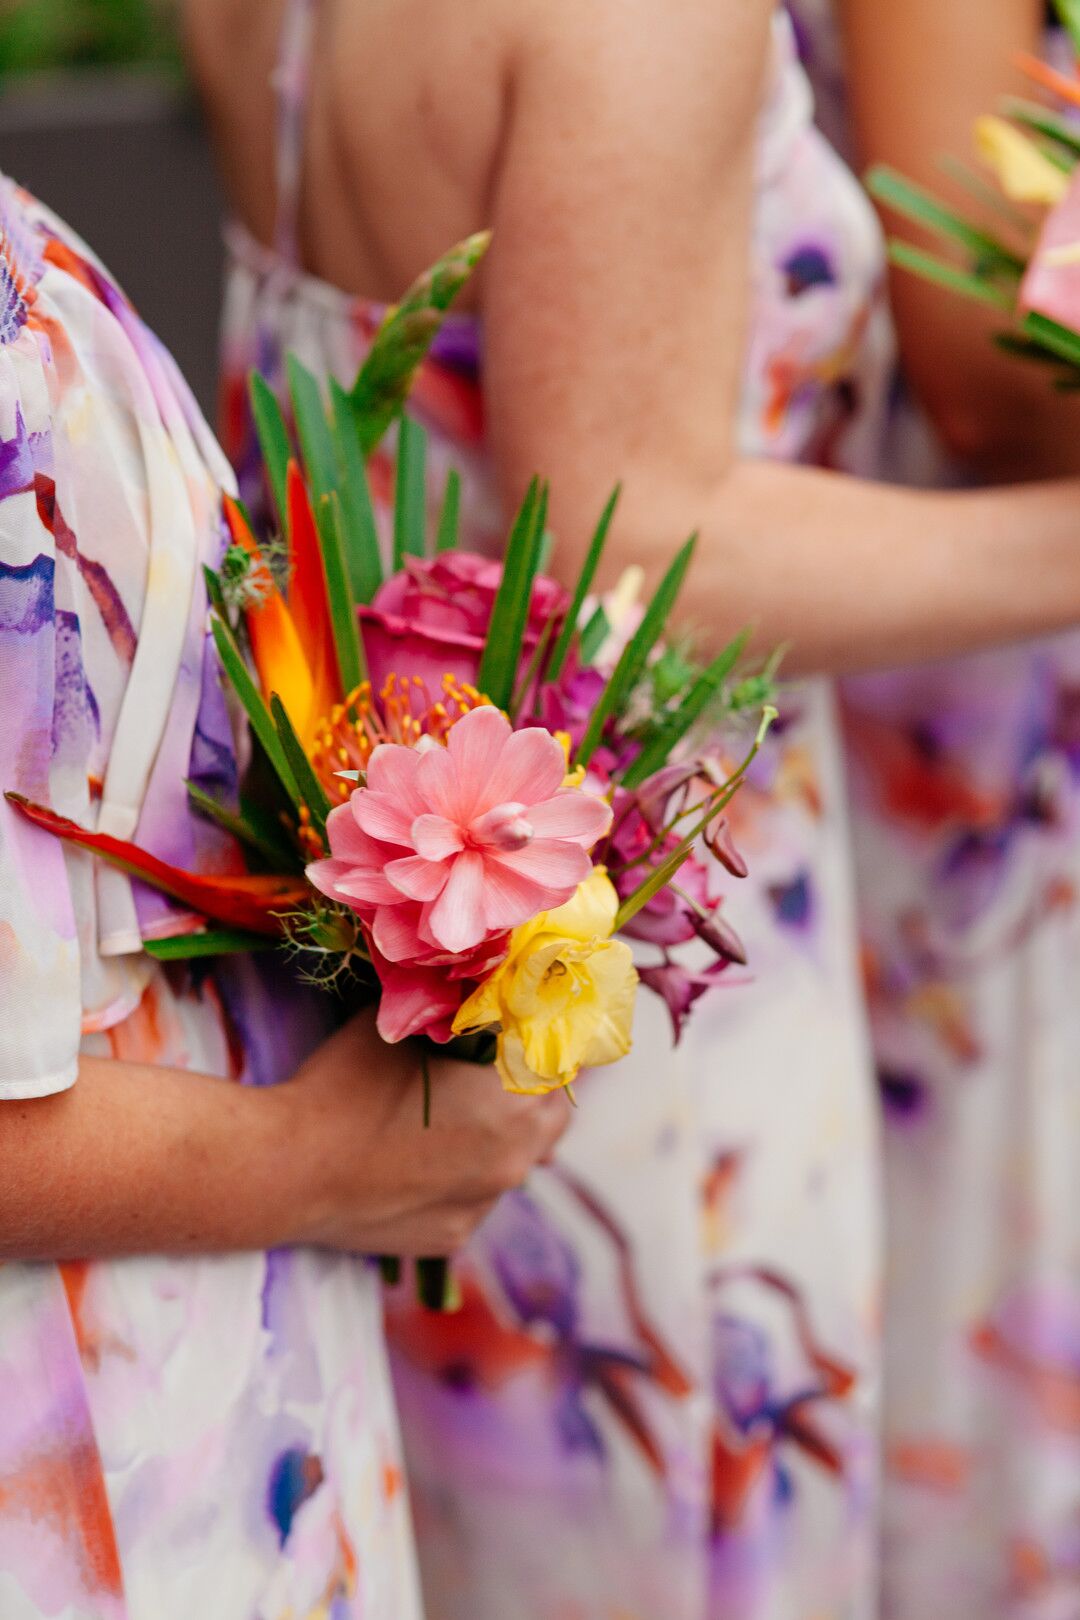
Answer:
307, 706, 612, 1039
359, 552, 568, 698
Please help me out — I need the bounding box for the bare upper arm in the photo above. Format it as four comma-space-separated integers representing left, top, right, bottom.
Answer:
482, 0, 773, 570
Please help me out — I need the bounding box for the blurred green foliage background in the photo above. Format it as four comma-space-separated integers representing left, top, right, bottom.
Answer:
0, 0, 180, 77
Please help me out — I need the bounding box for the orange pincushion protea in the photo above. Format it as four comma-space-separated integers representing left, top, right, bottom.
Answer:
310, 673, 492, 803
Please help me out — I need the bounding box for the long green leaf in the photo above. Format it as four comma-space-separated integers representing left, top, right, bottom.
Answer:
144, 929, 275, 962
211, 615, 300, 807
1021, 310, 1080, 371
287, 354, 337, 507
576, 536, 698, 768
186, 781, 294, 868
203, 562, 227, 619
329, 378, 384, 604
318, 492, 367, 693
476, 480, 546, 709
886, 241, 1015, 311
351, 233, 491, 454
614, 847, 692, 934
436, 468, 462, 553
250, 371, 292, 527
622, 631, 750, 789
547, 485, 620, 682
579, 605, 611, 664
393, 417, 427, 568
868, 166, 1025, 272
270, 695, 333, 837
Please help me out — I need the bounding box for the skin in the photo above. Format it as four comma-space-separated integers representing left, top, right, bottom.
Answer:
0, 1015, 572, 1261
185, 0, 1080, 676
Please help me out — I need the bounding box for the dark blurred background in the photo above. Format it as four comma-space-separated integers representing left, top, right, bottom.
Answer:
0, 0, 224, 418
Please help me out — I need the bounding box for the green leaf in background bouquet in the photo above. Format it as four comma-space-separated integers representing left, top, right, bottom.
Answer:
1054, 0, 1080, 58
477, 478, 547, 710
867, 166, 1025, 277
393, 417, 427, 567
329, 378, 383, 604
885, 241, 1014, 311
350, 232, 491, 455
1021, 310, 1080, 371
1001, 98, 1080, 162
576, 535, 698, 768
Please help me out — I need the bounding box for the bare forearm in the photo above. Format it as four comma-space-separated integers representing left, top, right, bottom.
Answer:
545, 458, 1080, 676
0, 1057, 306, 1261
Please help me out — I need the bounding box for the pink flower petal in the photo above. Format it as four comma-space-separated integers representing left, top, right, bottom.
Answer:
492, 838, 592, 900
426, 848, 489, 953
334, 868, 407, 906
365, 744, 427, 817
371, 901, 428, 963
373, 955, 464, 1043
480, 859, 553, 932
411, 813, 465, 861
385, 854, 452, 902
352, 790, 416, 847
485, 727, 566, 807
325, 803, 391, 865
306, 857, 358, 905
528, 789, 612, 848
416, 743, 466, 824
446, 706, 514, 818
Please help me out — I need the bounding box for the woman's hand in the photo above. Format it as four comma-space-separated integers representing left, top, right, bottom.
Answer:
279, 1012, 573, 1257
0, 1018, 570, 1264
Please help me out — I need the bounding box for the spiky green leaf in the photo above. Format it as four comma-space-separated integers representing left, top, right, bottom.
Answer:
144, 929, 275, 962
1021, 310, 1080, 372
547, 486, 621, 681
576, 536, 697, 767
436, 468, 462, 553
350, 232, 491, 454
393, 416, 427, 568
621, 631, 750, 788
476, 479, 546, 709
329, 378, 384, 603
186, 781, 295, 868
250, 371, 292, 526
211, 615, 300, 807
579, 606, 611, 664
286, 354, 337, 506
318, 492, 367, 693
270, 694, 332, 837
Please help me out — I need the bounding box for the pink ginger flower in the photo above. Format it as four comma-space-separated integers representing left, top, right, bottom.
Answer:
309, 703, 612, 988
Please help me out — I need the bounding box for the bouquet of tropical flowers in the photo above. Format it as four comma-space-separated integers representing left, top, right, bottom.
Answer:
866, 0, 1080, 378
7, 237, 774, 1304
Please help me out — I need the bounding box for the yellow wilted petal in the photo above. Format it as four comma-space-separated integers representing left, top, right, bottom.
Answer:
974, 116, 1069, 205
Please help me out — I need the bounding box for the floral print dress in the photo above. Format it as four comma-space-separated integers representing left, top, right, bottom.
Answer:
792, 4, 1080, 1614
220, 5, 894, 1617
0, 175, 423, 1619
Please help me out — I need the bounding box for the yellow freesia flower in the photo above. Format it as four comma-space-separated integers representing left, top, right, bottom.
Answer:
974, 116, 1069, 206
453, 867, 637, 1095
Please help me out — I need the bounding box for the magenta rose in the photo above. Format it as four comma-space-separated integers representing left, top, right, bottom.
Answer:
359, 552, 569, 699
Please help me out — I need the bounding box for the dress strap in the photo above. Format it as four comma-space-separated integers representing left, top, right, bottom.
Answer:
271, 0, 319, 266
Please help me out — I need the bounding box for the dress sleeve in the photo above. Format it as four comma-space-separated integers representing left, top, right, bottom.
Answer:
0, 345, 82, 1100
